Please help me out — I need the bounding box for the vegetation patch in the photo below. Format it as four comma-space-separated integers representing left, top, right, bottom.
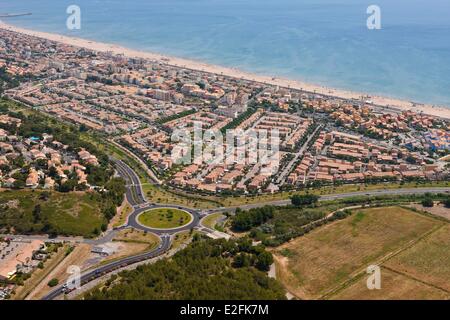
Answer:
0, 99, 126, 236
383, 223, 450, 292
272, 206, 443, 299
201, 213, 226, 231
331, 267, 450, 300
113, 229, 160, 246
137, 208, 192, 229
231, 202, 347, 246
85, 237, 286, 300
0, 190, 107, 237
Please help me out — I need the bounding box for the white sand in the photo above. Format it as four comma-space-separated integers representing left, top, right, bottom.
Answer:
1, 21, 449, 119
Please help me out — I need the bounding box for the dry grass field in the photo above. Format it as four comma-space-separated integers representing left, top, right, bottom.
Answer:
382, 223, 450, 292
113, 229, 160, 245
331, 267, 450, 300
272, 206, 448, 300
97, 230, 160, 266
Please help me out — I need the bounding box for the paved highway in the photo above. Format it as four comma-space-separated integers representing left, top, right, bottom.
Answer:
40, 160, 206, 300
42, 235, 171, 300
115, 157, 450, 215
38, 159, 449, 300
209, 187, 450, 213
109, 139, 162, 184
112, 159, 147, 206
113, 159, 202, 234
128, 204, 200, 235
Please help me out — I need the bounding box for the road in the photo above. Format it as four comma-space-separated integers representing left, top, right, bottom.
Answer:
1, 229, 121, 246
113, 159, 203, 234
41, 160, 204, 300
276, 124, 323, 185
127, 204, 200, 235
42, 235, 171, 300
209, 187, 450, 213
110, 139, 162, 185
112, 159, 147, 206
31, 160, 449, 300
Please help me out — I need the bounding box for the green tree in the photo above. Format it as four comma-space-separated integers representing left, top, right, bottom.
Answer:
58, 179, 77, 192
85, 238, 286, 300
290, 194, 319, 207
421, 198, 434, 207
47, 278, 59, 287
233, 253, 251, 268
231, 206, 274, 231
255, 251, 274, 272
442, 197, 450, 208
12, 179, 25, 189
32, 204, 42, 223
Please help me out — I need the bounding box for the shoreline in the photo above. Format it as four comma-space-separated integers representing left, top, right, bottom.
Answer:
1, 20, 450, 119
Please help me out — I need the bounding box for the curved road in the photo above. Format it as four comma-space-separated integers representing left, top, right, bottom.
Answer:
113, 159, 202, 234
42, 235, 171, 300
113, 159, 147, 206
129, 205, 199, 235
43, 160, 203, 300
41, 159, 450, 300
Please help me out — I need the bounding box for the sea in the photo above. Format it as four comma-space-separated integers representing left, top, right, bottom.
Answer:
1, 0, 450, 107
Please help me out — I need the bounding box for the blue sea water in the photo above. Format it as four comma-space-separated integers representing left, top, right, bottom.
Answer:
1, 0, 450, 107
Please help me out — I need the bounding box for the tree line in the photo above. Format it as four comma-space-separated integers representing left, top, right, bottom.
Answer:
85, 237, 286, 300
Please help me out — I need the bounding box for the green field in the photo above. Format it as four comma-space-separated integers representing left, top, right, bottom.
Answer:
272, 206, 446, 299
137, 208, 192, 229
201, 213, 226, 230
0, 190, 106, 237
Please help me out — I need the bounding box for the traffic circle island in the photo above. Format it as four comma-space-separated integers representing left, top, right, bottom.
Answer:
136, 207, 193, 230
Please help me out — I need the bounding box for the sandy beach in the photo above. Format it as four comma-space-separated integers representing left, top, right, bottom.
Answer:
1, 21, 450, 119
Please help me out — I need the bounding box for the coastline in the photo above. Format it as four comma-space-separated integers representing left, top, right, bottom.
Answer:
1, 20, 450, 119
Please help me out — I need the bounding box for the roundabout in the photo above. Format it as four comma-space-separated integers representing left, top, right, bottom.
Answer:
127, 204, 201, 235
136, 207, 193, 230
113, 159, 201, 235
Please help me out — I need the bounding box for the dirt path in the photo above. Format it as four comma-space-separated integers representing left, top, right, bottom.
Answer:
272, 255, 304, 299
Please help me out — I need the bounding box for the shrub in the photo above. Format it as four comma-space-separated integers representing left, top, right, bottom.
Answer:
442, 197, 450, 208
48, 278, 59, 287
421, 198, 434, 208
290, 194, 319, 207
